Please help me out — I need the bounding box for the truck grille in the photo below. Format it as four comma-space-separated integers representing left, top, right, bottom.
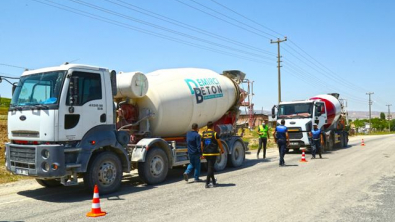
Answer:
289, 132, 303, 139
288, 127, 303, 139
10, 146, 36, 164
12, 130, 39, 138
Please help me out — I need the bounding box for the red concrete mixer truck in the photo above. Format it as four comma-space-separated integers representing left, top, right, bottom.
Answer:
4, 63, 248, 193
272, 93, 349, 152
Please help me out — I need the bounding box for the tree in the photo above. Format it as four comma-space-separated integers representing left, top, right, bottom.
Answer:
380, 112, 386, 120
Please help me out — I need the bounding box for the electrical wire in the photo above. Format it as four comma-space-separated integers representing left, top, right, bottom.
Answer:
107, 0, 276, 56
31, 0, 275, 65
68, 0, 275, 61
0, 63, 30, 70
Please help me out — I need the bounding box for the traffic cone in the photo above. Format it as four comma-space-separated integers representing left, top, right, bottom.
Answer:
361, 139, 365, 146
86, 185, 107, 217
300, 149, 308, 162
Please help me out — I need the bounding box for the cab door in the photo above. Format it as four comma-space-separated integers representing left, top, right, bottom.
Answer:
315, 102, 327, 129
58, 69, 107, 141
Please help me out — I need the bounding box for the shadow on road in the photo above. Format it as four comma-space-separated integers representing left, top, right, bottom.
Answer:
16, 157, 260, 202
214, 183, 236, 188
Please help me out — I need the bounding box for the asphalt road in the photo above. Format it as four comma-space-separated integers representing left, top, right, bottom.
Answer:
1, 134, 395, 222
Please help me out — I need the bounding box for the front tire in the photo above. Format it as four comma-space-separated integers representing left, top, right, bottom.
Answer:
138, 147, 169, 185
83, 151, 123, 194
229, 141, 245, 167
36, 179, 62, 187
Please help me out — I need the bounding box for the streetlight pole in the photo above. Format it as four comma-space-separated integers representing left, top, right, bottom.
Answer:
366, 92, 374, 133
386, 104, 392, 132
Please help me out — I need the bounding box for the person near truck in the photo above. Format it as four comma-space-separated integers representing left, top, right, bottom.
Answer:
273, 119, 289, 166
257, 119, 270, 159
309, 123, 323, 159
202, 121, 225, 188
183, 123, 203, 183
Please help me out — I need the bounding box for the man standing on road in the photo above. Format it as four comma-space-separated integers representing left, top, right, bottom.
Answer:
183, 123, 203, 183
309, 123, 323, 159
273, 119, 289, 166
202, 121, 225, 188
257, 119, 270, 159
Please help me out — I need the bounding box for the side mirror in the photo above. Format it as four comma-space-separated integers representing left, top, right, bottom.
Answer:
12, 83, 17, 96
68, 75, 79, 113
110, 70, 117, 96
271, 105, 277, 119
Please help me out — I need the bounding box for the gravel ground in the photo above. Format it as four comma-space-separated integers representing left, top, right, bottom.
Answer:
0, 134, 394, 222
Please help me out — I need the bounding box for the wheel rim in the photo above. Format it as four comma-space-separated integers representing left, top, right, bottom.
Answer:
150, 155, 164, 177
98, 161, 117, 187
233, 142, 244, 164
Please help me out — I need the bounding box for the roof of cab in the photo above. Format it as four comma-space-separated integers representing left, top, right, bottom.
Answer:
279, 100, 314, 105
22, 63, 109, 76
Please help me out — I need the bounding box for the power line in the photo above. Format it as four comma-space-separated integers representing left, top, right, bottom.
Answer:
106, 0, 276, 56
0, 63, 30, 70
209, 0, 284, 37
68, 0, 275, 61
31, 0, 275, 65
187, 0, 277, 39
174, 0, 273, 40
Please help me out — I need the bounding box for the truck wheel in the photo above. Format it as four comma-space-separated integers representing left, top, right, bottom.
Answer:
138, 147, 169, 185
83, 151, 123, 194
229, 141, 245, 167
36, 179, 62, 187
214, 146, 228, 172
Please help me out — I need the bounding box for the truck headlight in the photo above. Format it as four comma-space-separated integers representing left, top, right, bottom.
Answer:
42, 149, 50, 159
42, 162, 50, 172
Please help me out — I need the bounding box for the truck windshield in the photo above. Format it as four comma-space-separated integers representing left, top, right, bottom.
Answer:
278, 103, 313, 119
11, 71, 66, 107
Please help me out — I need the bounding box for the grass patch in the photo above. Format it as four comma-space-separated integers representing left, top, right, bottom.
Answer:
0, 120, 25, 184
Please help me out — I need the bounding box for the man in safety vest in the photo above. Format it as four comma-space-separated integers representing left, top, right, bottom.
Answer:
257, 119, 270, 159
309, 123, 323, 159
202, 121, 225, 188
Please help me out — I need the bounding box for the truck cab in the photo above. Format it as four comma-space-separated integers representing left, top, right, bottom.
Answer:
6, 64, 129, 193
273, 100, 327, 150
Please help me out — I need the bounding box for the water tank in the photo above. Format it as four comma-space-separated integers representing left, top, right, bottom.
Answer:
115, 72, 149, 99
137, 68, 239, 137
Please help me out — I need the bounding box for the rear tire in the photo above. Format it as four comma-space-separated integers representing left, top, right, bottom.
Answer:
36, 179, 62, 187
229, 141, 245, 167
138, 147, 169, 185
214, 143, 228, 172
83, 151, 123, 194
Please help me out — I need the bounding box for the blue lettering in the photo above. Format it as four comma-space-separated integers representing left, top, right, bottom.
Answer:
184, 79, 198, 95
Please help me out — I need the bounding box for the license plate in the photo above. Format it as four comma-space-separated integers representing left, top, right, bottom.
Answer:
290, 142, 299, 146
15, 168, 29, 175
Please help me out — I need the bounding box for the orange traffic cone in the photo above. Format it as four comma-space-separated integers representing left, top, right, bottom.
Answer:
361, 139, 365, 146
300, 149, 308, 162
86, 185, 106, 217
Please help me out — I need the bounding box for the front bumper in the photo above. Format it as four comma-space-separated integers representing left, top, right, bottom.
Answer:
5, 143, 67, 178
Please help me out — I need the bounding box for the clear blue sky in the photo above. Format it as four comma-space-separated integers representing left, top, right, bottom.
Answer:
1, 0, 394, 113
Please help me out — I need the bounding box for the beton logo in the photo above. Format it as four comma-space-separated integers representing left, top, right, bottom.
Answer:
184, 78, 223, 104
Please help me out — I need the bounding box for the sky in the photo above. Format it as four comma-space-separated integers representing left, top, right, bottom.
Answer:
0, 0, 394, 114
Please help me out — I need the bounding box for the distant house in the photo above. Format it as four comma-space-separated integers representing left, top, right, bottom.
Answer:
237, 110, 269, 127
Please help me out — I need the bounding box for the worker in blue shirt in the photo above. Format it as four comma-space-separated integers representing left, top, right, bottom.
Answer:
309, 123, 323, 159
183, 123, 203, 182
273, 119, 290, 166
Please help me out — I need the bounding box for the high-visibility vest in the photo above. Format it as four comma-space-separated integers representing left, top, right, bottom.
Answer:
202, 130, 220, 156
258, 125, 269, 138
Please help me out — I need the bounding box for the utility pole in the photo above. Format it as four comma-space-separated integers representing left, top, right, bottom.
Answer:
386, 104, 392, 132
271, 36, 287, 103
366, 92, 374, 133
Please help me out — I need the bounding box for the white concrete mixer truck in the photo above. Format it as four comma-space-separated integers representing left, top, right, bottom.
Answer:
4, 63, 248, 193
271, 93, 349, 152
